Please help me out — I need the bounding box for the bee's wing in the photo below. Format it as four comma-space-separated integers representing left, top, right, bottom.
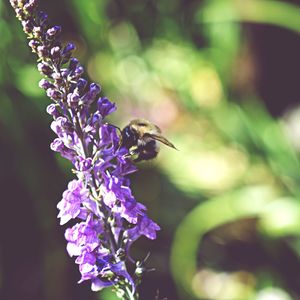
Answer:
147, 133, 178, 150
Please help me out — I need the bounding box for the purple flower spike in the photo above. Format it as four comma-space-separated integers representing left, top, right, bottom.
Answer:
10, 0, 160, 298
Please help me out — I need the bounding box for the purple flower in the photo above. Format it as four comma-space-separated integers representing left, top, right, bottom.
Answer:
10, 0, 160, 297
57, 180, 91, 225
98, 97, 117, 117
98, 123, 119, 148
65, 215, 103, 255
50, 138, 77, 161
121, 199, 146, 224
127, 215, 161, 242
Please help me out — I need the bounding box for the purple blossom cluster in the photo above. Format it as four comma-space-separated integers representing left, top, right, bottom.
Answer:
10, 0, 160, 298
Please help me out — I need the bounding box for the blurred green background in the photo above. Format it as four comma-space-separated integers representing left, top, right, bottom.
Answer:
3, 0, 300, 299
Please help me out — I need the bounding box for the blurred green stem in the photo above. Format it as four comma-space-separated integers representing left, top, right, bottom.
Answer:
199, 0, 300, 34
170, 185, 277, 299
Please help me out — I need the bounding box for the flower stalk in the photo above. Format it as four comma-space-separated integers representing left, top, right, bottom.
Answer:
9, 0, 160, 298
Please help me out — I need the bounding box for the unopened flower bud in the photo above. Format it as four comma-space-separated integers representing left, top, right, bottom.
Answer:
9, 0, 18, 9
37, 45, 48, 57
32, 26, 42, 38
37, 62, 52, 76
23, 0, 38, 14
135, 264, 146, 276
62, 43, 76, 56
51, 72, 62, 80
69, 58, 79, 70
77, 78, 87, 92
50, 46, 61, 59
22, 20, 33, 34
97, 97, 116, 117
67, 92, 80, 106
50, 138, 64, 152
39, 78, 53, 90
61, 69, 69, 78
46, 88, 62, 100
28, 39, 39, 52
81, 83, 101, 105
72, 66, 84, 78
47, 26, 61, 38
46, 104, 61, 118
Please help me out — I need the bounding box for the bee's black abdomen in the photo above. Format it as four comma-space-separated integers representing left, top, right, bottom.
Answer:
135, 150, 158, 162
134, 140, 158, 162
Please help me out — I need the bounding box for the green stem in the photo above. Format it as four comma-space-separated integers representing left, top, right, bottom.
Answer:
124, 285, 138, 300
171, 185, 276, 299
199, 0, 300, 34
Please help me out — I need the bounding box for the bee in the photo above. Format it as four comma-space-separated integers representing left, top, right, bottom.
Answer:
120, 118, 177, 162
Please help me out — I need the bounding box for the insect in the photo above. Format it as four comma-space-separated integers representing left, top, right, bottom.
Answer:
120, 118, 177, 162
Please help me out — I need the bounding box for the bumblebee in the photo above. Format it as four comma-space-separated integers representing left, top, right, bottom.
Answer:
120, 118, 177, 162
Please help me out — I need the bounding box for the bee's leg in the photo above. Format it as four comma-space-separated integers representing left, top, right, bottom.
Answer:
122, 146, 139, 161
103, 123, 123, 149
129, 146, 139, 156
104, 123, 122, 134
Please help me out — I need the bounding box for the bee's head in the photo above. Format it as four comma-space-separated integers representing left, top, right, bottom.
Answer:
121, 125, 139, 149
